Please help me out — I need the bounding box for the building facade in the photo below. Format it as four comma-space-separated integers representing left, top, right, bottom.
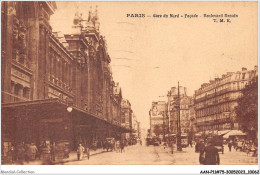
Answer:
1, 1, 131, 157
167, 86, 193, 135
132, 120, 141, 139
149, 101, 168, 137
121, 99, 133, 139
194, 67, 258, 133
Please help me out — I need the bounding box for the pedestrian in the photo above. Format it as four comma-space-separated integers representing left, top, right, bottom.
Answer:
125, 139, 128, 147
45, 144, 51, 160
115, 141, 120, 153
233, 139, 238, 150
77, 144, 85, 161
36, 144, 43, 160
189, 140, 193, 148
8, 146, 16, 164
111, 138, 115, 151
50, 142, 56, 161
228, 140, 232, 152
120, 140, 125, 153
102, 140, 106, 150
195, 141, 200, 153
84, 145, 90, 160
252, 144, 257, 157
16, 144, 25, 165
163, 141, 167, 149
93, 141, 97, 151
24, 144, 30, 163
30, 144, 38, 160
202, 140, 220, 165
199, 140, 205, 164
170, 141, 175, 154
246, 142, 252, 156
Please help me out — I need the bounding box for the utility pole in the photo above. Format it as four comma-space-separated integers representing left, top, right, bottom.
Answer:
149, 110, 152, 137
177, 81, 182, 151
214, 87, 217, 133
163, 111, 165, 142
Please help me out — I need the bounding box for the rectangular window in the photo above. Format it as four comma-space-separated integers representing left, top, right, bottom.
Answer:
236, 73, 240, 80
242, 73, 246, 79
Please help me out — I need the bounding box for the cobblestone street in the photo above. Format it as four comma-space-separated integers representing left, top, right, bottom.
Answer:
59, 144, 257, 165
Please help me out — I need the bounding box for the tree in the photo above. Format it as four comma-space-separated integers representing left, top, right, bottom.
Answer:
235, 76, 258, 140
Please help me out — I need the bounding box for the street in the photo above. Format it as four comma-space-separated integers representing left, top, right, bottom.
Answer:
62, 144, 257, 165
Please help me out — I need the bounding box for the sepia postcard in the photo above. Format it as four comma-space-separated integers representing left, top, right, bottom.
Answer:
1, 0, 259, 174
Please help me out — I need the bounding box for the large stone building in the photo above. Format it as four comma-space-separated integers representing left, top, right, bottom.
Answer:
194, 66, 258, 133
167, 86, 194, 135
1, 1, 131, 156
149, 101, 168, 137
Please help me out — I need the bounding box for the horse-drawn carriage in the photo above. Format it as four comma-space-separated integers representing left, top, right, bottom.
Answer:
104, 138, 115, 152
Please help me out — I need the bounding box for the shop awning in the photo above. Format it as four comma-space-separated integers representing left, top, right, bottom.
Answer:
217, 130, 231, 136
223, 130, 247, 138
2, 98, 132, 133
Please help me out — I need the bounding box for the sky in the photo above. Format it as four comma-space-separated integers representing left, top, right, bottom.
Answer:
50, 1, 258, 130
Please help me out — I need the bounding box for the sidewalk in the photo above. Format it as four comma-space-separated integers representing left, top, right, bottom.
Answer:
18, 148, 106, 165
55, 148, 106, 165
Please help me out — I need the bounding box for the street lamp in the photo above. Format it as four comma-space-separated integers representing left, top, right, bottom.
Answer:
163, 111, 165, 142
176, 81, 182, 151
67, 106, 73, 113
67, 99, 74, 150
149, 109, 152, 137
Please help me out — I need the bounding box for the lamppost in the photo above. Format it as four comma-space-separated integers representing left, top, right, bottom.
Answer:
149, 109, 152, 137
165, 109, 170, 145
67, 100, 74, 150
163, 111, 166, 142
176, 81, 182, 151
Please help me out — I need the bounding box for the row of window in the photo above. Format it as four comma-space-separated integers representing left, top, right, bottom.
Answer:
196, 101, 236, 118
197, 123, 231, 131
196, 113, 229, 123
196, 81, 248, 99
195, 92, 241, 109
49, 49, 72, 89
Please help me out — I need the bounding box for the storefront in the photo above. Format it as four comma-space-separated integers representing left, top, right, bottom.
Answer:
2, 98, 131, 154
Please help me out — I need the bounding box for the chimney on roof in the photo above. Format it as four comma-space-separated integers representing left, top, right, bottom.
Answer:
254, 65, 258, 70
242, 67, 247, 71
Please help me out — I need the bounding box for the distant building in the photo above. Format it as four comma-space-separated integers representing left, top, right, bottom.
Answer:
194, 66, 258, 133
113, 83, 122, 126
137, 121, 141, 138
167, 86, 193, 135
188, 98, 197, 134
149, 101, 168, 137
121, 99, 133, 139
131, 115, 140, 138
